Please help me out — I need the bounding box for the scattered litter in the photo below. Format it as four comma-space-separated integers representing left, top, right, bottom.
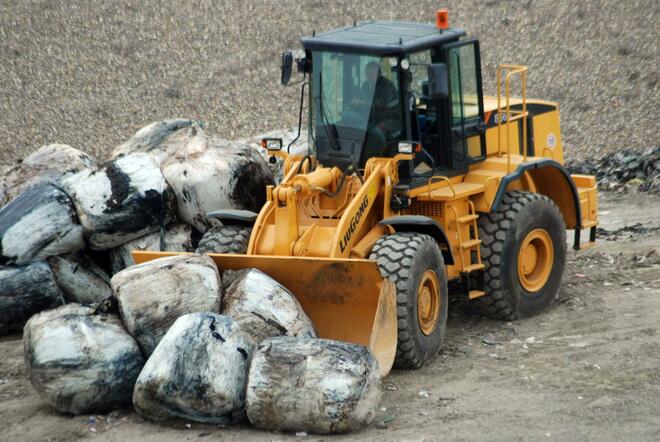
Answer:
588, 396, 614, 409
566, 146, 660, 194
480, 334, 498, 346
597, 223, 660, 241
295, 431, 308, 437
632, 249, 660, 267
418, 390, 430, 398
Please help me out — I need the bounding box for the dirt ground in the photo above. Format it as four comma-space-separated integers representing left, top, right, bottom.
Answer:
1, 189, 658, 441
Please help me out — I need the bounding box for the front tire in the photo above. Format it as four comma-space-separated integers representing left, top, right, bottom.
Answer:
195, 224, 252, 254
473, 191, 567, 320
369, 232, 448, 368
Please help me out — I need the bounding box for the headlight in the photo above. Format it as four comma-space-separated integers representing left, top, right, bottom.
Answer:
398, 141, 414, 153
261, 138, 283, 151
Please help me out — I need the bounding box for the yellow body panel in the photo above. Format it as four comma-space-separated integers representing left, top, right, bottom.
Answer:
532, 110, 564, 161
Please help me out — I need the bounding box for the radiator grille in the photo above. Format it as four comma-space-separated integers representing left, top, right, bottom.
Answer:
406, 200, 445, 218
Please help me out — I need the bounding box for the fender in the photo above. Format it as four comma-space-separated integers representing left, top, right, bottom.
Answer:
379, 215, 454, 265
206, 209, 258, 225
491, 159, 583, 250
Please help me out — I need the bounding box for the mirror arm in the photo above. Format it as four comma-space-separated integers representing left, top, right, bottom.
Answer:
287, 78, 308, 153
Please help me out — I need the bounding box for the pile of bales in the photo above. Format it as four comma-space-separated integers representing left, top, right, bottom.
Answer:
24, 263, 381, 433
0, 119, 272, 333
1, 120, 381, 434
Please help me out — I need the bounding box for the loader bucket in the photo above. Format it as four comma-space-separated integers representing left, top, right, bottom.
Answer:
131, 251, 398, 376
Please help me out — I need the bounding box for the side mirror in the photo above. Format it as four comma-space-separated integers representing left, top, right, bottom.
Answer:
427, 63, 448, 100
281, 51, 293, 85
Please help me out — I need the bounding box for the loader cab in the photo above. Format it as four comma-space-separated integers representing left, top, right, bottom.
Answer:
300, 20, 487, 185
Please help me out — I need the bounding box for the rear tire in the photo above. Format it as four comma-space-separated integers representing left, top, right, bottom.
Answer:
369, 232, 448, 368
473, 191, 567, 320
195, 224, 252, 254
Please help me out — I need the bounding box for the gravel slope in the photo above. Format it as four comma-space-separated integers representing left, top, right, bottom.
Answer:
0, 0, 658, 165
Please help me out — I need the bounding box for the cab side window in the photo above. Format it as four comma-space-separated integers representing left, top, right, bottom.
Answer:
447, 41, 485, 164
449, 44, 480, 124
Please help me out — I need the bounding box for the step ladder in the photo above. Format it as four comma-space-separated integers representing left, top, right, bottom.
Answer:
451, 201, 486, 300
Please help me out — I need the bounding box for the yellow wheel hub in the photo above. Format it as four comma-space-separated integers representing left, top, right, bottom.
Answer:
517, 228, 554, 292
417, 270, 440, 336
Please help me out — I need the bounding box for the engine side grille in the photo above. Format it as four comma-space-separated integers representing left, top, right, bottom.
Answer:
405, 200, 445, 218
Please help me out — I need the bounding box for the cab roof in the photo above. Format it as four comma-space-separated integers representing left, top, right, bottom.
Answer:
300, 20, 466, 56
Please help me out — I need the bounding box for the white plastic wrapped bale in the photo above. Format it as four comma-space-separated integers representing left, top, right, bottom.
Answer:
246, 337, 382, 434
23, 304, 145, 414
46, 253, 112, 304
222, 269, 316, 345
1, 144, 95, 206
0, 183, 85, 265
110, 119, 204, 166
109, 223, 193, 274
0, 261, 65, 334
162, 138, 274, 233
111, 254, 221, 356
63, 153, 175, 250
133, 313, 253, 424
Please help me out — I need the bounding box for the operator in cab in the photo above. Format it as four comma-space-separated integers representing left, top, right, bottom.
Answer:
351, 61, 401, 156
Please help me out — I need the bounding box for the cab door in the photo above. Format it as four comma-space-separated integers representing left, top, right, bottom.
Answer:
442, 40, 486, 170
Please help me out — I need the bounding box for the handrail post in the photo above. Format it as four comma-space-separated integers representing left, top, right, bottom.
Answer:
522, 69, 527, 163
505, 71, 512, 173
495, 64, 529, 172
496, 66, 503, 158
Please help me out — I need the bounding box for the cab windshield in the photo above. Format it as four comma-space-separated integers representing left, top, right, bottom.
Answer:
311, 51, 404, 167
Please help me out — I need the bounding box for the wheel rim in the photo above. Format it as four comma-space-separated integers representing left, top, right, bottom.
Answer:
417, 270, 440, 336
517, 228, 554, 292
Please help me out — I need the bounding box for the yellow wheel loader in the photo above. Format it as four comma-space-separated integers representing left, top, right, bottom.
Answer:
134, 10, 598, 376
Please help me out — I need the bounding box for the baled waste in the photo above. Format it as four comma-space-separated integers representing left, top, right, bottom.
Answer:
246, 337, 382, 434
0, 261, 65, 334
46, 253, 112, 304
23, 304, 145, 414
133, 313, 253, 424
222, 268, 317, 346
111, 254, 222, 356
